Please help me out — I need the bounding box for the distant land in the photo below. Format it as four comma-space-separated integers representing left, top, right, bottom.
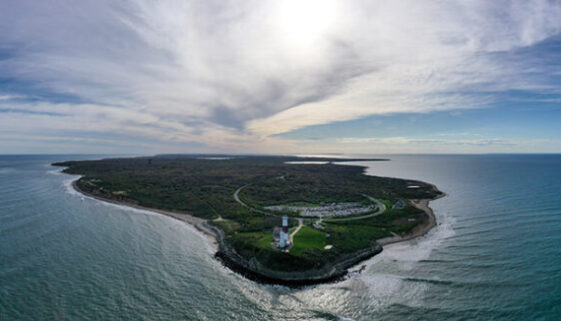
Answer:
53, 155, 443, 285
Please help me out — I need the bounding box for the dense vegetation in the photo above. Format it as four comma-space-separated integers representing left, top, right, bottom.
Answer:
54, 155, 441, 272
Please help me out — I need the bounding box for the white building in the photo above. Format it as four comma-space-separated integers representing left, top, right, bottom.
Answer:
278, 215, 290, 248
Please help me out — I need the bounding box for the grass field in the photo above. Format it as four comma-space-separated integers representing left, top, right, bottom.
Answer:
290, 226, 328, 256
213, 220, 240, 234
379, 199, 392, 209
237, 231, 274, 249
237, 226, 298, 250
324, 224, 390, 253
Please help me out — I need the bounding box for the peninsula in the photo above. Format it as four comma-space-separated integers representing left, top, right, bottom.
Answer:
53, 155, 443, 286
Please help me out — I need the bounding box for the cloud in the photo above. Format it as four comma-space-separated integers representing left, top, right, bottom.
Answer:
0, 95, 22, 101
293, 136, 561, 154
336, 137, 515, 146
1, 0, 561, 152
248, 1, 561, 136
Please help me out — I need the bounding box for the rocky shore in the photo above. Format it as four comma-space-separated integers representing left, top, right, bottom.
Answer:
215, 238, 382, 286
70, 176, 442, 287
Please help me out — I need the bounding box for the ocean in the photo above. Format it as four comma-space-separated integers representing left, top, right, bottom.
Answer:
1, 154, 560, 320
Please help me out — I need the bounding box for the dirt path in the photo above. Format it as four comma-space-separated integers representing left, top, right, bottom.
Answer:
289, 218, 303, 243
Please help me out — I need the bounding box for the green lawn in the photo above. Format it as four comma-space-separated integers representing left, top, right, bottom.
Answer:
237, 231, 274, 249
213, 220, 240, 234
290, 226, 327, 256
380, 199, 392, 209
324, 224, 389, 253
237, 226, 298, 250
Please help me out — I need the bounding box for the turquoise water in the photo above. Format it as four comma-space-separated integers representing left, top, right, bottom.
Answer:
1, 155, 561, 320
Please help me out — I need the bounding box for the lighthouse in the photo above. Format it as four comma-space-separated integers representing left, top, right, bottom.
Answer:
279, 215, 290, 248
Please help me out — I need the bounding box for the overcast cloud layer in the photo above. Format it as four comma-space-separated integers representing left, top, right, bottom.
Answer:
1, 0, 561, 153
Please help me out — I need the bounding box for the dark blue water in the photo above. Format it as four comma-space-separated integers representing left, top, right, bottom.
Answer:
1, 155, 561, 320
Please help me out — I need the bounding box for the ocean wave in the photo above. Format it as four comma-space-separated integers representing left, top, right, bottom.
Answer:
357, 273, 429, 311
59, 173, 216, 255
0, 168, 18, 175
403, 277, 454, 285
46, 166, 64, 175
337, 201, 457, 310
62, 176, 82, 196
306, 203, 456, 315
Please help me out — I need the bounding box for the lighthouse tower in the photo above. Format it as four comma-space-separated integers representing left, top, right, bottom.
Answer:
279, 215, 290, 248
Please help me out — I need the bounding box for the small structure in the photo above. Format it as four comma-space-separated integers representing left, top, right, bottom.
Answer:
393, 200, 404, 209
273, 226, 281, 243
274, 215, 291, 248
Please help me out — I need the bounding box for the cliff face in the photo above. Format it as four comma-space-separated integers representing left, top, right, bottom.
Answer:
209, 220, 383, 286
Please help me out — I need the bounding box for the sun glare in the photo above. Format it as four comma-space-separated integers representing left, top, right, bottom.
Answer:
274, 0, 338, 52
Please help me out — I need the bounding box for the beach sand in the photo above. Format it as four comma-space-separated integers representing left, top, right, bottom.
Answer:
72, 180, 220, 250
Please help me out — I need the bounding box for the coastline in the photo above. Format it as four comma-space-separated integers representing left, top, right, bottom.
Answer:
69, 176, 443, 287
378, 189, 446, 246
71, 179, 220, 250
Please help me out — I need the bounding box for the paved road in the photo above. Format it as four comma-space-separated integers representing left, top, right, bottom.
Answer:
233, 185, 270, 215
233, 186, 246, 206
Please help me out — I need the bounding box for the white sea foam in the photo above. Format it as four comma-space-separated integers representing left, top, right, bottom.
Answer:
46, 168, 64, 175
62, 175, 170, 217
344, 201, 455, 309
62, 176, 82, 196
382, 209, 454, 264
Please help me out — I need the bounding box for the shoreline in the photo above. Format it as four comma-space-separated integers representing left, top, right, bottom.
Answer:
71, 179, 220, 250
379, 189, 446, 246
69, 175, 443, 287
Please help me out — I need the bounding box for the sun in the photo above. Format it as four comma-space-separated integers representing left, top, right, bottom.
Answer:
273, 0, 339, 51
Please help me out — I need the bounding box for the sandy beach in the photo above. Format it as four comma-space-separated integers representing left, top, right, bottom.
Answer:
71, 179, 220, 250
378, 193, 445, 246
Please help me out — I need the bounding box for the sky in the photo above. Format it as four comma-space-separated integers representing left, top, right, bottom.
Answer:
1, 0, 561, 154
